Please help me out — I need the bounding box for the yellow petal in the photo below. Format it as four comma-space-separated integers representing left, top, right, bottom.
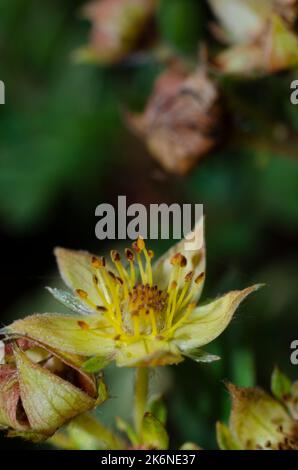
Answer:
228, 384, 297, 450
54, 247, 113, 307
216, 421, 242, 450
153, 217, 205, 303
173, 285, 262, 350
14, 347, 96, 438
115, 339, 183, 367
4, 314, 115, 357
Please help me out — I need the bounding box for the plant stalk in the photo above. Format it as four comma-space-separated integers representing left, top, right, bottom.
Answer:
134, 367, 149, 436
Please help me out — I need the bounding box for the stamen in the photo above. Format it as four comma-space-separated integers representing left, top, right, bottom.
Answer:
75, 288, 100, 311
110, 250, 129, 299
180, 272, 205, 310
132, 311, 140, 337
136, 237, 145, 252
96, 306, 107, 312
132, 241, 146, 283
166, 281, 179, 328
165, 281, 177, 326
76, 289, 88, 299
90, 275, 124, 334
167, 253, 187, 293
176, 271, 194, 311
195, 272, 205, 284
149, 308, 157, 336
170, 253, 187, 268
77, 320, 89, 330
91, 256, 106, 268
143, 245, 153, 287
92, 275, 110, 310
91, 256, 111, 303
166, 302, 196, 337
125, 248, 136, 287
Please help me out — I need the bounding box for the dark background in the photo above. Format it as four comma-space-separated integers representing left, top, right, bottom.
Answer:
1, 0, 298, 449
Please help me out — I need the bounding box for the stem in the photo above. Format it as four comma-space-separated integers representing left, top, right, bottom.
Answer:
134, 367, 149, 436
70, 414, 124, 450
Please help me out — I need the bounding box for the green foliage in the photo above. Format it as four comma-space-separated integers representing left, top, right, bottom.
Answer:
157, 0, 204, 54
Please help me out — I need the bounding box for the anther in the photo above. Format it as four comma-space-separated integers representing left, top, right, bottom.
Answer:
195, 272, 205, 284
132, 241, 141, 253
108, 271, 116, 280
125, 248, 134, 262
185, 271, 194, 282
111, 250, 121, 262
77, 320, 89, 330
96, 306, 107, 312
170, 253, 187, 267
136, 237, 145, 251
76, 289, 88, 299
92, 256, 105, 269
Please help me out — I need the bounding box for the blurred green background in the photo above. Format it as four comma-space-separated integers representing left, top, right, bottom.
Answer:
1, 0, 298, 450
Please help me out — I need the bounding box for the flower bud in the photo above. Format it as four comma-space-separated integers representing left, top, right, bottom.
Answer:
0, 338, 106, 442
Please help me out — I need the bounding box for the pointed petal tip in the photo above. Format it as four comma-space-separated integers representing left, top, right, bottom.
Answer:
224, 381, 239, 395
54, 246, 71, 259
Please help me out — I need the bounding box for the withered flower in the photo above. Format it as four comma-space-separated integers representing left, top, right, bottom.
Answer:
0, 338, 107, 442
209, 0, 298, 75
217, 369, 298, 450
76, 0, 157, 65
127, 67, 224, 175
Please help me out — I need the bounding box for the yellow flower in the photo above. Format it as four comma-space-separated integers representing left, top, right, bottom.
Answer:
0, 338, 107, 442
217, 369, 298, 450
3, 218, 261, 368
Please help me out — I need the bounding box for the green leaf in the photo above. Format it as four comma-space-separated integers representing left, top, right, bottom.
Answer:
158, 0, 204, 54
148, 394, 167, 425
97, 374, 109, 405
82, 356, 112, 374
116, 417, 138, 447
271, 367, 292, 402
141, 412, 169, 450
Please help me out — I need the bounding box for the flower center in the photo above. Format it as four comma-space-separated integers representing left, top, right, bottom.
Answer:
75, 238, 204, 342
